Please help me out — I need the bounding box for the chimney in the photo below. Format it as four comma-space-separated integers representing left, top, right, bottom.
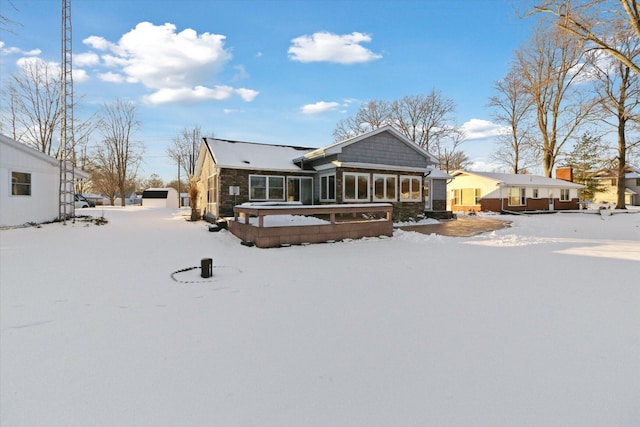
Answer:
556, 167, 574, 182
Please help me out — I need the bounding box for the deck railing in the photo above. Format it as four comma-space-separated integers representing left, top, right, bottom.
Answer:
229, 203, 393, 248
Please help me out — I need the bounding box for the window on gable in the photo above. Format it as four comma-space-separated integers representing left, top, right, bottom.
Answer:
249, 175, 284, 201
343, 172, 369, 202
373, 174, 396, 201
11, 171, 31, 196
400, 175, 421, 202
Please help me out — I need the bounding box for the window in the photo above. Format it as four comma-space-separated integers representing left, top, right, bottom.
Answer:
249, 175, 284, 201
508, 187, 525, 206
343, 172, 369, 202
320, 174, 336, 201
452, 189, 460, 205
400, 175, 422, 202
475, 188, 482, 205
373, 174, 396, 201
459, 188, 481, 205
11, 171, 31, 196
560, 188, 570, 201
532, 188, 539, 198
636, 178, 640, 186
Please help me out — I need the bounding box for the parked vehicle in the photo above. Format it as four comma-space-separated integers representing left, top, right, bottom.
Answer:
74, 193, 94, 208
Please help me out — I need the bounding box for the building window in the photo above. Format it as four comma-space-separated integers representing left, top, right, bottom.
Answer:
287, 177, 313, 204
343, 172, 369, 202
475, 188, 482, 205
11, 171, 31, 196
459, 188, 481, 205
560, 188, 570, 201
636, 178, 640, 186
320, 174, 336, 201
249, 175, 284, 201
508, 187, 525, 206
452, 189, 460, 205
532, 188, 539, 198
373, 174, 397, 201
400, 175, 421, 201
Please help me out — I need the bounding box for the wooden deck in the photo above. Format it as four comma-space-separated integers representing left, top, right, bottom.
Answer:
229, 203, 393, 248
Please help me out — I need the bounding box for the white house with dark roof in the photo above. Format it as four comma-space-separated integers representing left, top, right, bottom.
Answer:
194, 126, 451, 221
448, 170, 585, 213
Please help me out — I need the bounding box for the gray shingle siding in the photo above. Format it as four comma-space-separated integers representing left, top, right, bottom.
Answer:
339, 133, 430, 168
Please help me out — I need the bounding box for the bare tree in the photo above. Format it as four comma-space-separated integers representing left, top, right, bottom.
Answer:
431, 128, 469, 173
167, 126, 203, 181
332, 90, 461, 157
516, 22, 595, 176
95, 99, 143, 206
589, 28, 640, 208
488, 67, 539, 173
533, 0, 640, 75
4, 58, 61, 156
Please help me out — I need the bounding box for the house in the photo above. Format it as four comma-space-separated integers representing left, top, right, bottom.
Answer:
447, 170, 585, 213
591, 165, 640, 206
194, 126, 451, 221
0, 134, 89, 227
141, 188, 179, 208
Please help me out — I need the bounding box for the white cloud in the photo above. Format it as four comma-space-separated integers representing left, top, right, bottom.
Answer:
74, 52, 100, 67
289, 32, 382, 64
142, 85, 236, 104
98, 72, 125, 83
224, 108, 245, 114
0, 42, 41, 56
461, 118, 506, 140
73, 68, 89, 83
83, 35, 114, 51
301, 101, 340, 115
82, 22, 258, 105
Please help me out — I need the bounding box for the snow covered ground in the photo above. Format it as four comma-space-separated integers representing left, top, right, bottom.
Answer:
1, 206, 639, 427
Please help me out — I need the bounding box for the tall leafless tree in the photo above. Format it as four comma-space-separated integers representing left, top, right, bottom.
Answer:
589, 29, 640, 208
4, 58, 61, 156
533, 0, 640, 75
94, 99, 144, 206
167, 126, 203, 181
515, 21, 595, 176
488, 67, 539, 174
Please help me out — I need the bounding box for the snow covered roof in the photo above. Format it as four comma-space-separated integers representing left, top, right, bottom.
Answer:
1, 133, 60, 167
301, 126, 438, 163
204, 138, 315, 172
453, 170, 585, 188
426, 167, 453, 179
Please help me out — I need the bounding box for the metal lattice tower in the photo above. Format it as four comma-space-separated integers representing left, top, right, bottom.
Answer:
59, 0, 75, 221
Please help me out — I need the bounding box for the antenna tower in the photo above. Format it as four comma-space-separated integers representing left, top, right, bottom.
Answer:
59, 0, 75, 221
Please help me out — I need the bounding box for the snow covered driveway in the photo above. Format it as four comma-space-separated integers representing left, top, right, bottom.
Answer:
1, 207, 639, 426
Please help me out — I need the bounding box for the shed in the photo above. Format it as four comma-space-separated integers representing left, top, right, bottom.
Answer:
142, 187, 179, 208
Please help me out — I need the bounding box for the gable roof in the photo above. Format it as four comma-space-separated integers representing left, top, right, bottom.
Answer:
452, 170, 585, 188
301, 125, 438, 163
1, 133, 60, 167
592, 165, 640, 179
203, 138, 315, 172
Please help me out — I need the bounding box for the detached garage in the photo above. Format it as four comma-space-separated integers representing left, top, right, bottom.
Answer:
142, 187, 179, 208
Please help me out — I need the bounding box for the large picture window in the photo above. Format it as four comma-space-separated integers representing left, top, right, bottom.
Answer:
249, 175, 285, 201
11, 171, 31, 196
508, 187, 525, 206
400, 175, 421, 201
373, 174, 396, 201
343, 172, 369, 202
320, 174, 336, 201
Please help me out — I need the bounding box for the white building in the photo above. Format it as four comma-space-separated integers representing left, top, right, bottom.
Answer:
141, 188, 179, 208
1, 134, 89, 227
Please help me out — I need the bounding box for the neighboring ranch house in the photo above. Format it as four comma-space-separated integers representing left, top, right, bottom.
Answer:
448, 170, 585, 213
194, 126, 451, 221
0, 133, 89, 227
591, 166, 640, 206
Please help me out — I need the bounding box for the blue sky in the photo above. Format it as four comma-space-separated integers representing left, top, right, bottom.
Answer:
1, 0, 534, 182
